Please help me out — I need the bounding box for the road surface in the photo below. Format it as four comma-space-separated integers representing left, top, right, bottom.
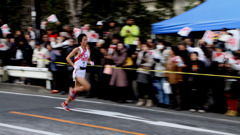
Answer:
0, 84, 239, 135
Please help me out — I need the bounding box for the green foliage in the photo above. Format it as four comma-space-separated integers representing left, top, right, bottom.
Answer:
0, 0, 25, 32
82, 0, 174, 39
184, 0, 205, 11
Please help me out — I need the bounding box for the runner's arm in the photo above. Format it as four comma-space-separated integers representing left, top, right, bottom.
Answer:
66, 48, 79, 67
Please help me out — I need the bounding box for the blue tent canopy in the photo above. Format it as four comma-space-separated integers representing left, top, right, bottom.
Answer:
152, 0, 240, 34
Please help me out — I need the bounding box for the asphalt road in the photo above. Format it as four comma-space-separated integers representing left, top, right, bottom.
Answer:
0, 84, 240, 135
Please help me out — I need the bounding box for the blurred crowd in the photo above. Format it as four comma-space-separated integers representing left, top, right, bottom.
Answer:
0, 17, 239, 116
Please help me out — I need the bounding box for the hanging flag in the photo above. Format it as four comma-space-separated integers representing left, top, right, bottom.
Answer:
47, 14, 59, 23
177, 27, 192, 37
73, 28, 81, 37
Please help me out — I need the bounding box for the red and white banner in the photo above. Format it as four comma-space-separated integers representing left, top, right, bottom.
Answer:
177, 27, 192, 37
40, 22, 47, 30
73, 28, 81, 37
1, 24, 10, 35
47, 14, 59, 23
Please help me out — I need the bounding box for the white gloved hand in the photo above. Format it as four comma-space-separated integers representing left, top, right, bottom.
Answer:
89, 61, 94, 66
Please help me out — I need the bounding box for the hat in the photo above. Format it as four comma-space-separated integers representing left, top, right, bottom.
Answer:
96, 21, 103, 26
59, 32, 70, 38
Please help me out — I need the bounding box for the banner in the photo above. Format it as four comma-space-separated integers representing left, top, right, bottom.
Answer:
1, 24, 10, 35
73, 28, 81, 37
177, 27, 192, 37
47, 14, 59, 23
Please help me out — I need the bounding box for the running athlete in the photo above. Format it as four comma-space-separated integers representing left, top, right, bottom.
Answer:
61, 34, 94, 111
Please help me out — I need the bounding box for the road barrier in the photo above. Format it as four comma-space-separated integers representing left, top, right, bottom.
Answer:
0, 66, 52, 89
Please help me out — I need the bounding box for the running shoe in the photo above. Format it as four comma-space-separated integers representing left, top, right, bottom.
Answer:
69, 87, 76, 100
61, 102, 70, 111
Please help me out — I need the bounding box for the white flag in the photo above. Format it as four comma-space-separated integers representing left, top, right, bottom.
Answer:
47, 14, 59, 23
73, 28, 81, 37
87, 33, 99, 42
202, 30, 215, 45
225, 30, 240, 51
1, 24, 10, 35
177, 27, 192, 37
40, 21, 47, 29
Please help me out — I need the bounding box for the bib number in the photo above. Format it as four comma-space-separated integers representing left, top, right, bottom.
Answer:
79, 61, 87, 68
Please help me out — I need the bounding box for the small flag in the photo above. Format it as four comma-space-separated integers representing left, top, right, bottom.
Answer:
177, 27, 192, 37
47, 14, 59, 23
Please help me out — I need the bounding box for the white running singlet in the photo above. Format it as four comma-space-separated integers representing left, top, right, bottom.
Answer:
72, 46, 90, 81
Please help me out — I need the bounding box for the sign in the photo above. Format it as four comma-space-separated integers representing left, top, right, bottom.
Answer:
73, 28, 81, 37
1, 24, 10, 35
177, 27, 192, 37
47, 14, 59, 23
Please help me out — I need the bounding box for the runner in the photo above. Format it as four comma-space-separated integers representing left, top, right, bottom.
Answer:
61, 34, 94, 111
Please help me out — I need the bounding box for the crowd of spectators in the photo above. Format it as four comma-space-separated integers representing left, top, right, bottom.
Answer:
0, 17, 239, 116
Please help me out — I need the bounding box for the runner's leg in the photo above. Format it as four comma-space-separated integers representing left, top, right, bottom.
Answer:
74, 76, 91, 92
65, 81, 81, 104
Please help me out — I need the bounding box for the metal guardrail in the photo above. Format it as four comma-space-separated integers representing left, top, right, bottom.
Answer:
0, 66, 52, 89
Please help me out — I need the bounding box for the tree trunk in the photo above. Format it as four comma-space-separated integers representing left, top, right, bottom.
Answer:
68, 0, 81, 28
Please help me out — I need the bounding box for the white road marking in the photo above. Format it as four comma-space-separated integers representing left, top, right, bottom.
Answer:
0, 123, 62, 135
55, 107, 235, 135
0, 90, 239, 124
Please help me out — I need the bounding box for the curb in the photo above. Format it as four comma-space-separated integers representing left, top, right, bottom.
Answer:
0, 83, 49, 93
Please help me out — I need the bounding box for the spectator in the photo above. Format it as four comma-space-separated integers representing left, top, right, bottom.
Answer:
210, 46, 227, 113
165, 47, 185, 110
25, 34, 36, 49
225, 55, 240, 116
120, 16, 140, 54
0, 38, 9, 65
96, 21, 104, 39
42, 34, 49, 48
14, 30, 26, 43
47, 28, 58, 42
153, 41, 170, 108
109, 43, 128, 102
46, 44, 60, 93
184, 37, 194, 47
62, 25, 73, 37
32, 42, 49, 68
105, 21, 121, 45
96, 39, 105, 48
27, 27, 36, 40
186, 52, 206, 113
18, 40, 33, 66
136, 44, 154, 107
